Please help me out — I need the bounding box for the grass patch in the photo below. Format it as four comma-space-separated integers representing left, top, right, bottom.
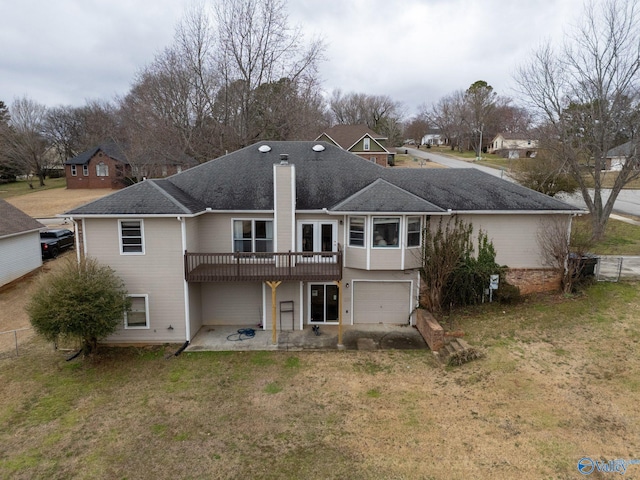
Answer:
1, 282, 639, 479
0, 178, 66, 199
572, 215, 640, 255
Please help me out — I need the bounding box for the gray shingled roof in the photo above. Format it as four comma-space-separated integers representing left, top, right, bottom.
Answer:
65, 141, 580, 216
606, 141, 637, 158
65, 142, 129, 166
331, 179, 444, 213
0, 199, 45, 238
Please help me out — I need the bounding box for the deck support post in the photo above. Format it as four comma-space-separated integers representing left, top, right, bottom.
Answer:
266, 281, 282, 345
334, 280, 344, 349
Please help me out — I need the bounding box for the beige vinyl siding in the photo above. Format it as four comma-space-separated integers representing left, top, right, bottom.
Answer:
201, 283, 263, 326
369, 248, 402, 270
0, 232, 42, 287
274, 164, 295, 252
263, 281, 300, 330
185, 216, 200, 251
84, 218, 187, 344
344, 245, 367, 269
456, 214, 561, 268
404, 247, 422, 269
188, 283, 202, 339
352, 281, 413, 324
197, 213, 273, 253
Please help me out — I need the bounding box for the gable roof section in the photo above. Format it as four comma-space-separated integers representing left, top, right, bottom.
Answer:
67, 179, 198, 215
606, 140, 637, 158
65, 142, 129, 166
0, 199, 44, 238
331, 179, 444, 213
65, 141, 581, 216
316, 125, 387, 149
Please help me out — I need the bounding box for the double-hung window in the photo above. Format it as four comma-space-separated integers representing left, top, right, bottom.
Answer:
363, 137, 370, 151
70, 165, 77, 176
124, 295, 149, 329
96, 162, 108, 177
119, 220, 144, 254
82, 165, 89, 176
372, 217, 399, 248
407, 216, 421, 247
233, 220, 273, 253
349, 217, 365, 247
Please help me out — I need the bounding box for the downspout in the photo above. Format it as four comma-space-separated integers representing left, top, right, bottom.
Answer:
180, 216, 191, 342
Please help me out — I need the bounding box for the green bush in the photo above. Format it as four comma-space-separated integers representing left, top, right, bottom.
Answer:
27, 258, 130, 355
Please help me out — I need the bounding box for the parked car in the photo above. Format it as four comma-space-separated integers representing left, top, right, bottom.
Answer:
40, 229, 75, 259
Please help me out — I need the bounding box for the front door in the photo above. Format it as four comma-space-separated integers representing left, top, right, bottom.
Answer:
310, 284, 339, 323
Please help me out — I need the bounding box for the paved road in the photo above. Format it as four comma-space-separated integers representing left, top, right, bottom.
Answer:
404, 147, 640, 218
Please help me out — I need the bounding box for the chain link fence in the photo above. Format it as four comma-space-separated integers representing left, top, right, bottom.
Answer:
0, 328, 34, 359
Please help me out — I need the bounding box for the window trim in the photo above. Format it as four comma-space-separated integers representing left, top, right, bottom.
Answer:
124, 294, 149, 329
96, 162, 109, 177
407, 216, 422, 248
82, 165, 89, 176
363, 137, 371, 151
119, 219, 145, 255
372, 217, 400, 249
348, 216, 365, 248
70, 165, 77, 176
232, 218, 274, 253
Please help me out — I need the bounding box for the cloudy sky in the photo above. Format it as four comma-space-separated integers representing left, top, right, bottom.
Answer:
1, 0, 587, 117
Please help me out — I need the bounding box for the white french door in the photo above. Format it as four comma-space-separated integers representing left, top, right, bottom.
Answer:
297, 221, 337, 260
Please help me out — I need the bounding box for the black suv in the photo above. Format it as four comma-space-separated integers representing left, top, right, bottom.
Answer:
40, 229, 75, 259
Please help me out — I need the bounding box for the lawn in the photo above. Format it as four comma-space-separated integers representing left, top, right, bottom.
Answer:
573, 215, 640, 255
0, 178, 67, 200
1, 281, 640, 479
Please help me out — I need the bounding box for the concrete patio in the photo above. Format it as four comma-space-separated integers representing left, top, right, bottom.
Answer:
186, 324, 429, 352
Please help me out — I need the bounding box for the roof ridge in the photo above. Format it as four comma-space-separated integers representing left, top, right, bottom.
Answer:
147, 180, 193, 214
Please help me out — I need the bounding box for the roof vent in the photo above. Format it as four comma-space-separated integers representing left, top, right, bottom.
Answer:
280, 154, 289, 165
312, 144, 325, 152
258, 145, 271, 153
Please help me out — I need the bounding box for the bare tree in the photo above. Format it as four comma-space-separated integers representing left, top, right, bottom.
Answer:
329, 90, 403, 143
427, 90, 469, 151
515, 0, 640, 241
215, 0, 324, 147
537, 217, 592, 293
0, 97, 49, 187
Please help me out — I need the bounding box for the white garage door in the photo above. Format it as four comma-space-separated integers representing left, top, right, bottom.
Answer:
353, 281, 412, 324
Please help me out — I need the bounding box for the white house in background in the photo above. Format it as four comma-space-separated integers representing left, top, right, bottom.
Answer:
605, 141, 638, 171
488, 133, 538, 158
421, 129, 448, 147
0, 199, 44, 287
64, 141, 581, 346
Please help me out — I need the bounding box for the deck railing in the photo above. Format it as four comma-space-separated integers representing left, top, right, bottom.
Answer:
184, 249, 342, 282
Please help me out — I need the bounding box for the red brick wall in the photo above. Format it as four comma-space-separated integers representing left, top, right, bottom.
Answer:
66, 152, 130, 189
356, 153, 388, 167
505, 268, 562, 295
416, 309, 444, 351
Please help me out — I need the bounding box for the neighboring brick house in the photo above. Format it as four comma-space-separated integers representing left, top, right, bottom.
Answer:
316, 125, 394, 166
64, 141, 581, 346
65, 143, 196, 189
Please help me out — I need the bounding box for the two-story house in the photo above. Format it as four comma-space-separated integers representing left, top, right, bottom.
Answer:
488, 133, 538, 158
64, 141, 580, 346
316, 125, 394, 166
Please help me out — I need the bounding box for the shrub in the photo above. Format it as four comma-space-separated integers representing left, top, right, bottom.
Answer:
27, 257, 130, 355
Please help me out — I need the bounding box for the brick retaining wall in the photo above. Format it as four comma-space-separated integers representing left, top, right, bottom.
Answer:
416, 309, 444, 351
505, 268, 562, 295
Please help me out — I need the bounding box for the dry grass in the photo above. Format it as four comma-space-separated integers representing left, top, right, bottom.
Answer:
4, 188, 113, 218
1, 272, 639, 478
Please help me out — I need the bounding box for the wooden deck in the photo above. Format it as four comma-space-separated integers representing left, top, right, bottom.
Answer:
184, 251, 342, 282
